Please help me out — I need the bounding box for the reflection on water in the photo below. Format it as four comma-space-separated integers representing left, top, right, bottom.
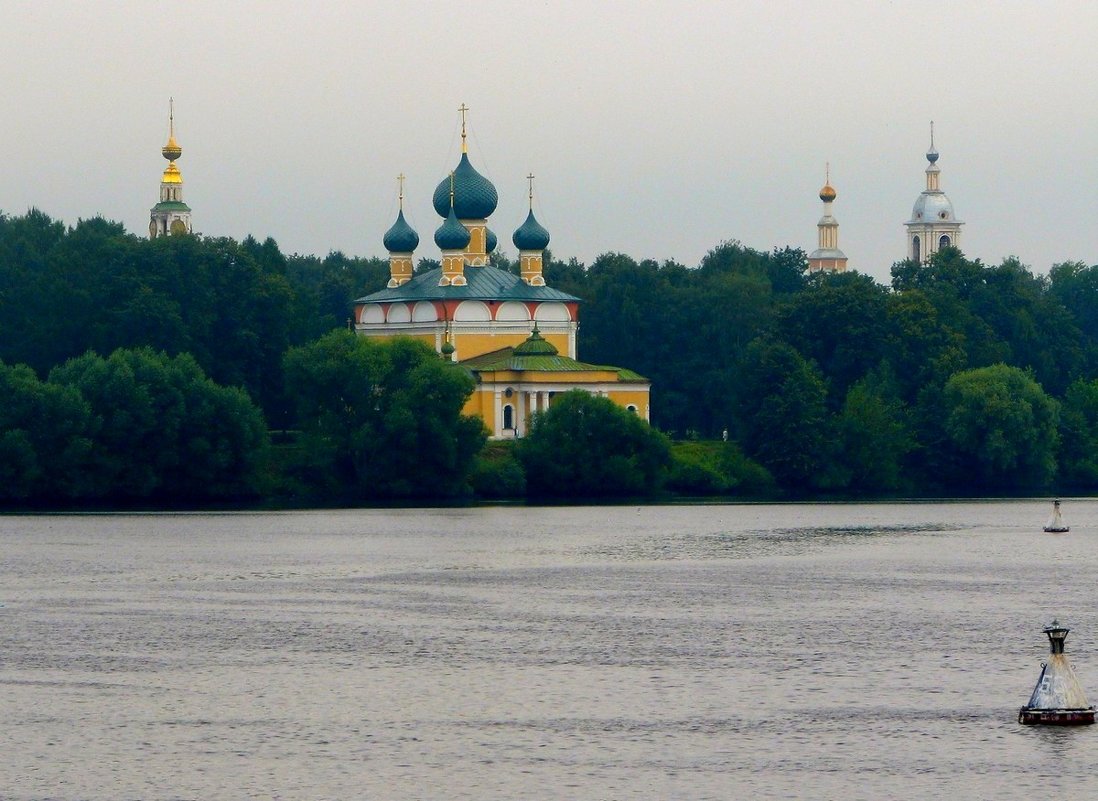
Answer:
2, 502, 1098, 800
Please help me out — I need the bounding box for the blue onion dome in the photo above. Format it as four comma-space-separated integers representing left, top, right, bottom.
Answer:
485, 228, 498, 254
512, 209, 550, 251
383, 209, 419, 253
432, 154, 498, 219
434, 207, 471, 250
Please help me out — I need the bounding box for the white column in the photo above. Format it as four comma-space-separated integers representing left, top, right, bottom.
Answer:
493, 390, 503, 438
516, 390, 527, 435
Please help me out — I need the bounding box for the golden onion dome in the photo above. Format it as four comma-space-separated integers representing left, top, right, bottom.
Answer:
162, 135, 182, 162
819, 182, 837, 202
161, 162, 183, 184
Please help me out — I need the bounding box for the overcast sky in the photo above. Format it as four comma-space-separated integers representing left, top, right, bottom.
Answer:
2, 1, 1096, 283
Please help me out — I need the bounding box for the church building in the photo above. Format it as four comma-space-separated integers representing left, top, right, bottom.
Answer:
906, 124, 962, 262
353, 109, 650, 439
149, 100, 192, 238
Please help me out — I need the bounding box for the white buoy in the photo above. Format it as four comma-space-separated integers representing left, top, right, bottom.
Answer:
1043, 499, 1069, 533
1019, 620, 1094, 725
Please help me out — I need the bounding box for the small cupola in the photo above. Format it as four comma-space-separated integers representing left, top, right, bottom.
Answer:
513, 325, 559, 356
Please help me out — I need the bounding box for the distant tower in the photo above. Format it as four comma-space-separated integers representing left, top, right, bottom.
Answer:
807, 164, 848, 273
149, 99, 192, 238
906, 123, 962, 263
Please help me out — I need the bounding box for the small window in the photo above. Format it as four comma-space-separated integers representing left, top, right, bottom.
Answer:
626, 404, 638, 414
503, 404, 514, 430
939, 234, 951, 249
912, 235, 921, 262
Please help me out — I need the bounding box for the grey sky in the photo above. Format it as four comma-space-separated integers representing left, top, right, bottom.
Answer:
3, 1, 1096, 282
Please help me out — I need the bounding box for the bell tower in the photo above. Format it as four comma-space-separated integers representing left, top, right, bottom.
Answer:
906, 123, 962, 263
149, 99, 193, 238
807, 164, 848, 273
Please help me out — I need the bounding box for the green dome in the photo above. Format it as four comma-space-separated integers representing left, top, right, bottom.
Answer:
512, 209, 550, 251
512, 326, 558, 356
434, 207, 471, 251
485, 228, 498, 254
433, 153, 498, 219
383, 209, 419, 253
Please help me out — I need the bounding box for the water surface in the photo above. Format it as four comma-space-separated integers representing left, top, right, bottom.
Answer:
2, 502, 1096, 799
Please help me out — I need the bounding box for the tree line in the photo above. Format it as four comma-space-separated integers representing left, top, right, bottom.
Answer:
2, 208, 1098, 503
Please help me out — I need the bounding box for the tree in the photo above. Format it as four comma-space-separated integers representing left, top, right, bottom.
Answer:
1057, 378, 1098, 487
838, 366, 914, 493
517, 390, 671, 497
941, 364, 1059, 489
777, 271, 890, 404
735, 339, 837, 490
49, 348, 269, 499
0, 360, 92, 500
283, 331, 486, 498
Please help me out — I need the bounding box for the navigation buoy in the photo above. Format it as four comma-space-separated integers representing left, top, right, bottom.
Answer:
1043, 499, 1070, 533
1019, 620, 1094, 725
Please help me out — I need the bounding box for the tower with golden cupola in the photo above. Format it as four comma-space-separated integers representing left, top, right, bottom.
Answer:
807, 164, 848, 273
149, 99, 192, 238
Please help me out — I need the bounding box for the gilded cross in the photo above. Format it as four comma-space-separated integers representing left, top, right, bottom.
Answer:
459, 103, 469, 152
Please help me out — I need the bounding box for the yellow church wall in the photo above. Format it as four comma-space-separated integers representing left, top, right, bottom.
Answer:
452, 331, 570, 360
606, 388, 650, 412
462, 390, 491, 430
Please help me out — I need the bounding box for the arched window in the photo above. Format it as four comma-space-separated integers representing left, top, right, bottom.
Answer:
502, 404, 514, 430
912, 235, 921, 262
939, 234, 951, 249
626, 404, 638, 414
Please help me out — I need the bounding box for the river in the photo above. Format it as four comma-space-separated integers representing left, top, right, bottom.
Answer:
2, 502, 1097, 799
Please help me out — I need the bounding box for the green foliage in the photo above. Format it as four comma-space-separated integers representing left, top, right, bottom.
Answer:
469, 442, 527, 498
517, 390, 671, 497
838, 366, 914, 493
941, 364, 1059, 489
49, 348, 269, 499
5, 207, 1098, 500
1057, 378, 1098, 487
667, 441, 773, 495
777, 271, 890, 404
0, 361, 92, 499
736, 339, 838, 490
283, 332, 486, 498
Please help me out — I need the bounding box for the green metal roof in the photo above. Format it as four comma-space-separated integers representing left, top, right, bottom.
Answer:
151, 201, 191, 212
512, 328, 557, 356
355, 264, 580, 304
460, 345, 648, 382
